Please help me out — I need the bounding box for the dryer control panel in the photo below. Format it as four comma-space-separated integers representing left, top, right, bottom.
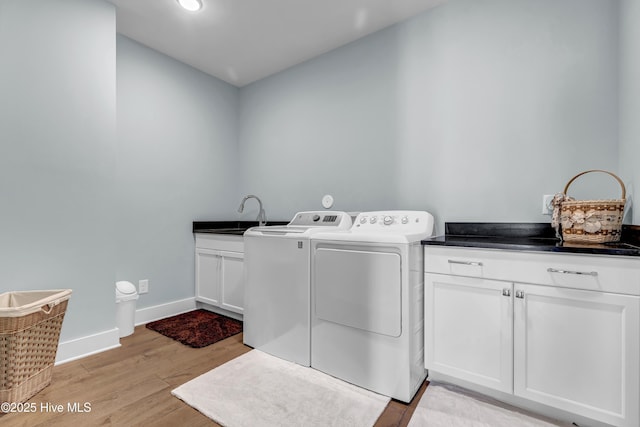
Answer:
353, 211, 435, 236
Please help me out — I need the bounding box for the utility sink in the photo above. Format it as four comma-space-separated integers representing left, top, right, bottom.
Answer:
192, 220, 289, 235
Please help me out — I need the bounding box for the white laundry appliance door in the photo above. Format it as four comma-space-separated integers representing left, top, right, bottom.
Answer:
312, 243, 413, 400
314, 248, 401, 336
244, 234, 311, 365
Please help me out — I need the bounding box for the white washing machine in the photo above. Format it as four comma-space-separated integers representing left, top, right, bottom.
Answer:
310, 210, 435, 402
243, 211, 352, 366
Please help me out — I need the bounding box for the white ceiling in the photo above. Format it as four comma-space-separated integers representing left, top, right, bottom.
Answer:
108, 0, 447, 87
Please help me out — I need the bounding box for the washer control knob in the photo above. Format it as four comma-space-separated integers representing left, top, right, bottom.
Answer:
312, 214, 321, 222
370, 216, 377, 224
359, 216, 367, 224
383, 216, 393, 225
401, 216, 409, 224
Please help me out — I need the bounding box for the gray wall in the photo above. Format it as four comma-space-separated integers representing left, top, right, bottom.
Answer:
116, 36, 239, 309
0, 0, 116, 341
619, 0, 640, 224
239, 0, 621, 234
238, 28, 401, 218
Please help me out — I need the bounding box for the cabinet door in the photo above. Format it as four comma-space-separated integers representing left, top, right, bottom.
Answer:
514, 283, 639, 427
425, 273, 513, 393
219, 250, 244, 314
195, 248, 221, 306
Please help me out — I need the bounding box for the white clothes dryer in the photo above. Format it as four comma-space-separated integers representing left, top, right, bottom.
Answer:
310, 211, 435, 402
243, 211, 352, 366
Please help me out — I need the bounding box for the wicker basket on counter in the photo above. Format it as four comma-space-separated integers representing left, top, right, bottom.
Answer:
554, 170, 626, 243
0, 289, 72, 406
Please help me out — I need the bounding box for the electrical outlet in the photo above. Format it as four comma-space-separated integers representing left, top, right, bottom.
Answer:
541, 195, 555, 215
139, 279, 149, 294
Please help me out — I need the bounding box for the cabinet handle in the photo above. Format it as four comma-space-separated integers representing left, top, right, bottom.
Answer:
547, 268, 598, 277
448, 260, 483, 266
502, 289, 511, 297
515, 290, 524, 299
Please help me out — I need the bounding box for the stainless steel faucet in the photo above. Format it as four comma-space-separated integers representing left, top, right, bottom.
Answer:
237, 194, 266, 226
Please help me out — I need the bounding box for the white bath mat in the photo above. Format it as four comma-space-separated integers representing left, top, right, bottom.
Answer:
172, 350, 390, 427
408, 382, 568, 427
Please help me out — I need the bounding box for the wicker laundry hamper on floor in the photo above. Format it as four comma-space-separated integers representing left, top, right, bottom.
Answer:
553, 170, 626, 243
0, 289, 72, 406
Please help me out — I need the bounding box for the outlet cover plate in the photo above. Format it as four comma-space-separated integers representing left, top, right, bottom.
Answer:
139, 279, 149, 294
542, 195, 554, 215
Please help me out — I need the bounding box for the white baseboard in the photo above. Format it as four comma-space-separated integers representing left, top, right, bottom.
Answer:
53, 298, 197, 365
134, 297, 197, 325
55, 328, 120, 365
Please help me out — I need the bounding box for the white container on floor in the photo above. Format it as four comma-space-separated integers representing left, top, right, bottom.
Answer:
115, 281, 138, 337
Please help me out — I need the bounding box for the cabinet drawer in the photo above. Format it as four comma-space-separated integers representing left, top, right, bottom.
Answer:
195, 233, 244, 252
424, 246, 640, 296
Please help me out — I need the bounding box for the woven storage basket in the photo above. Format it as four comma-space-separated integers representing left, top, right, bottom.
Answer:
0, 289, 71, 406
558, 170, 626, 243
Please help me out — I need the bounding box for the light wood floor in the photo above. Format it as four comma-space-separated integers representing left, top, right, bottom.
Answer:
1, 325, 428, 426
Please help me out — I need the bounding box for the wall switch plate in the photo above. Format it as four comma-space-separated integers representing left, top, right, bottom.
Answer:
139, 279, 149, 294
542, 195, 555, 215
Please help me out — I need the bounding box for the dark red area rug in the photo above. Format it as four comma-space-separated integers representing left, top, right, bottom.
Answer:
146, 309, 243, 348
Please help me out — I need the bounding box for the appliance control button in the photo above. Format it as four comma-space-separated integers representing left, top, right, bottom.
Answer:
370, 216, 377, 224
360, 216, 367, 224
312, 214, 321, 222
383, 216, 393, 225
401, 216, 409, 224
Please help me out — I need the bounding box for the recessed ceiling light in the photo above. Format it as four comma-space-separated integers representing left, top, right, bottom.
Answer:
177, 0, 202, 12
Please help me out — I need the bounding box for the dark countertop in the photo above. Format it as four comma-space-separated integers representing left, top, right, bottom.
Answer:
193, 220, 289, 235
422, 223, 640, 257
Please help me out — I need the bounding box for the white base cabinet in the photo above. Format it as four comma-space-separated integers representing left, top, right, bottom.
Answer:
513, 283, 638, 426
195, 234, 244, 315
425, 246, 640, 427
426, 274, 513, 393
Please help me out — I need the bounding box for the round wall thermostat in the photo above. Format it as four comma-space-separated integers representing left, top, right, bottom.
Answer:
322, 194, 334, 209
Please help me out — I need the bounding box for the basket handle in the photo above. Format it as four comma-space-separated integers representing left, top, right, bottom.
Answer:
40, 299, 61, 314
563, 169, 626, 199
